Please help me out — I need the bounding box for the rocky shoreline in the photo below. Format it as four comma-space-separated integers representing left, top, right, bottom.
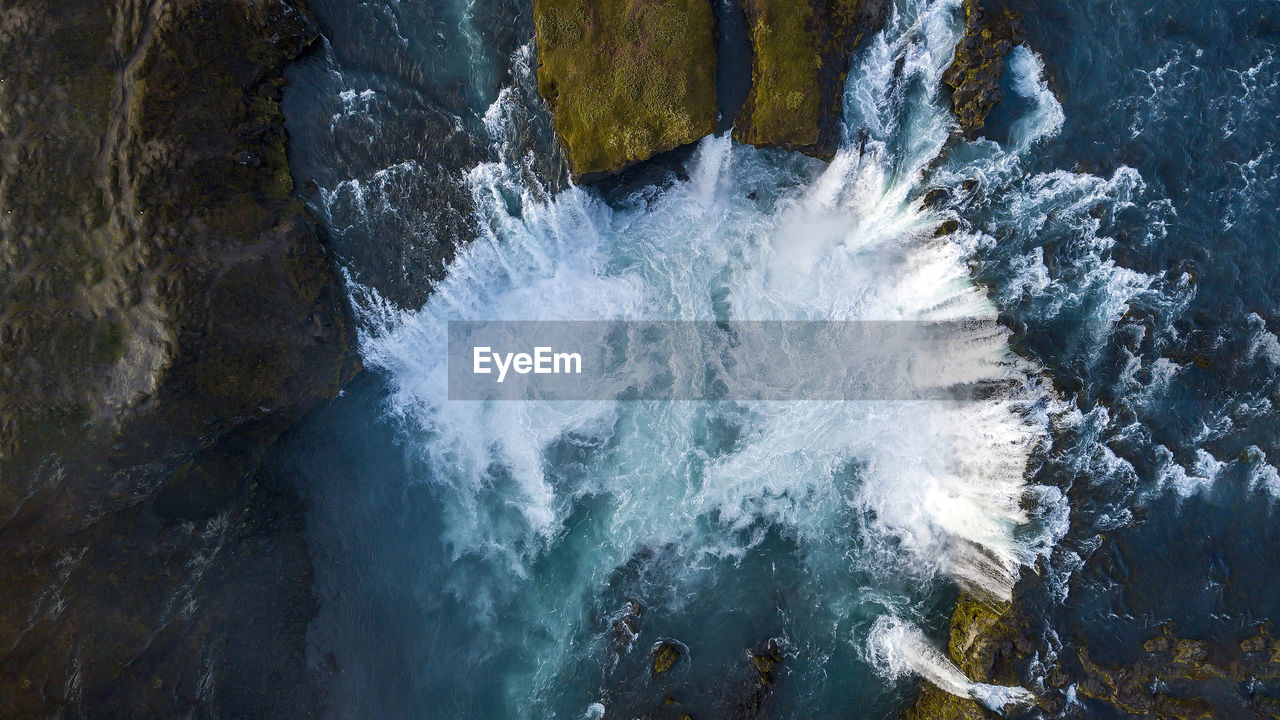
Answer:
0, 0, 354, 715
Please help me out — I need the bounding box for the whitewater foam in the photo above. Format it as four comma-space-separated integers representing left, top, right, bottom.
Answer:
341, 0, 1086, 712
867, 615, 1035, 712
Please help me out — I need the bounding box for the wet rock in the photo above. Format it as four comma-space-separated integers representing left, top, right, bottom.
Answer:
900, 594, 1037, 720
531, 0, 719, 180
653, 640, 682, 674
1172, 639, 1209, 665
1241, 635, 1267, 653
934, 219, 961, 237
611, 599, 644, 653
722, 638, 788, 719
1075, 628, 1280, 717
902, 686, 998, 720
750, 638, 785, 685
941, 0, 1025, 139
734, 0, 888, 159
903, 590, 1280, 720
923, 187, 951, 208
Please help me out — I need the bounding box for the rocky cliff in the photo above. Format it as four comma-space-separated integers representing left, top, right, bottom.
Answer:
531, 0, 720, 180
0, 0, 355, 716
531, 0, 886, 178
733, 0, 886, 159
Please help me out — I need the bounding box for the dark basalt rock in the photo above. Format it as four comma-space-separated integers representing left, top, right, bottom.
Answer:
1072, 626, 1280, 719
726, 639, 787, 720
942, 0, 1025, 140
0, 0, 356, 716
750, 638, 784, 685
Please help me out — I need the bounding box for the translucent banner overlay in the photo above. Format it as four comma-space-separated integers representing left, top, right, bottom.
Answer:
447, 320, 1025, 401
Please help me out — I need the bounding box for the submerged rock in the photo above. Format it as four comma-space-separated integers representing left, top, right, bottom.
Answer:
532, 0, 719, 180
733, 0, 887, 159
611, 599, 644, 653
726, 639, 788, 720
942, 0, 1025, 139
750, 638, 785, 685
1073, 625, 1280, 718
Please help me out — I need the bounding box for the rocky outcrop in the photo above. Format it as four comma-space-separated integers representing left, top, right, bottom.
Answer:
901, 594, 1035, 720
733, 0, 886, 159
530, 0, 887, 178
901, 592, 1280, 719
1073, 628, 1280, 718
942, 0, 1024, 139
652, 639, 683, 674
532, 0, 719, 180
0, 0, 355, 716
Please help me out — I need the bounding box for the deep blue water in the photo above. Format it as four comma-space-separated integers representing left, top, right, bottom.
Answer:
274, 1, 1280, 717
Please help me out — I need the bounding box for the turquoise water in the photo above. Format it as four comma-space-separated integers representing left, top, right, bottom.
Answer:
277, 0, 1280, 717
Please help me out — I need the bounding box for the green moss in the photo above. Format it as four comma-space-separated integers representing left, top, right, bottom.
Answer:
92, 320, 128, 365
652, 641, 681, 674
533, 0, 718, 178
733, 0, 883, 158
942, 0, 1024, 139
903, 685, 996, 720
899, 594, 1025, 720
734, 0, 822, 149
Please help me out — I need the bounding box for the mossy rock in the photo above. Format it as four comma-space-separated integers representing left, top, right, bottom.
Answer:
902, 684, 997, 720
898, 594, 1034, 719
532, 0, 719, 179
653, 640, 682, 674
733, 0, 886, 158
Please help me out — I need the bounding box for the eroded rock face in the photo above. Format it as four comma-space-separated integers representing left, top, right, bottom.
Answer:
733, 0, 886, 159
0, 0, 355, 715
941, 0, 1025, 139
532, 0, 719, 180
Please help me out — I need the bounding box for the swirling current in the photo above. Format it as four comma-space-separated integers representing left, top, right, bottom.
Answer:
267, 0, 1280, 717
